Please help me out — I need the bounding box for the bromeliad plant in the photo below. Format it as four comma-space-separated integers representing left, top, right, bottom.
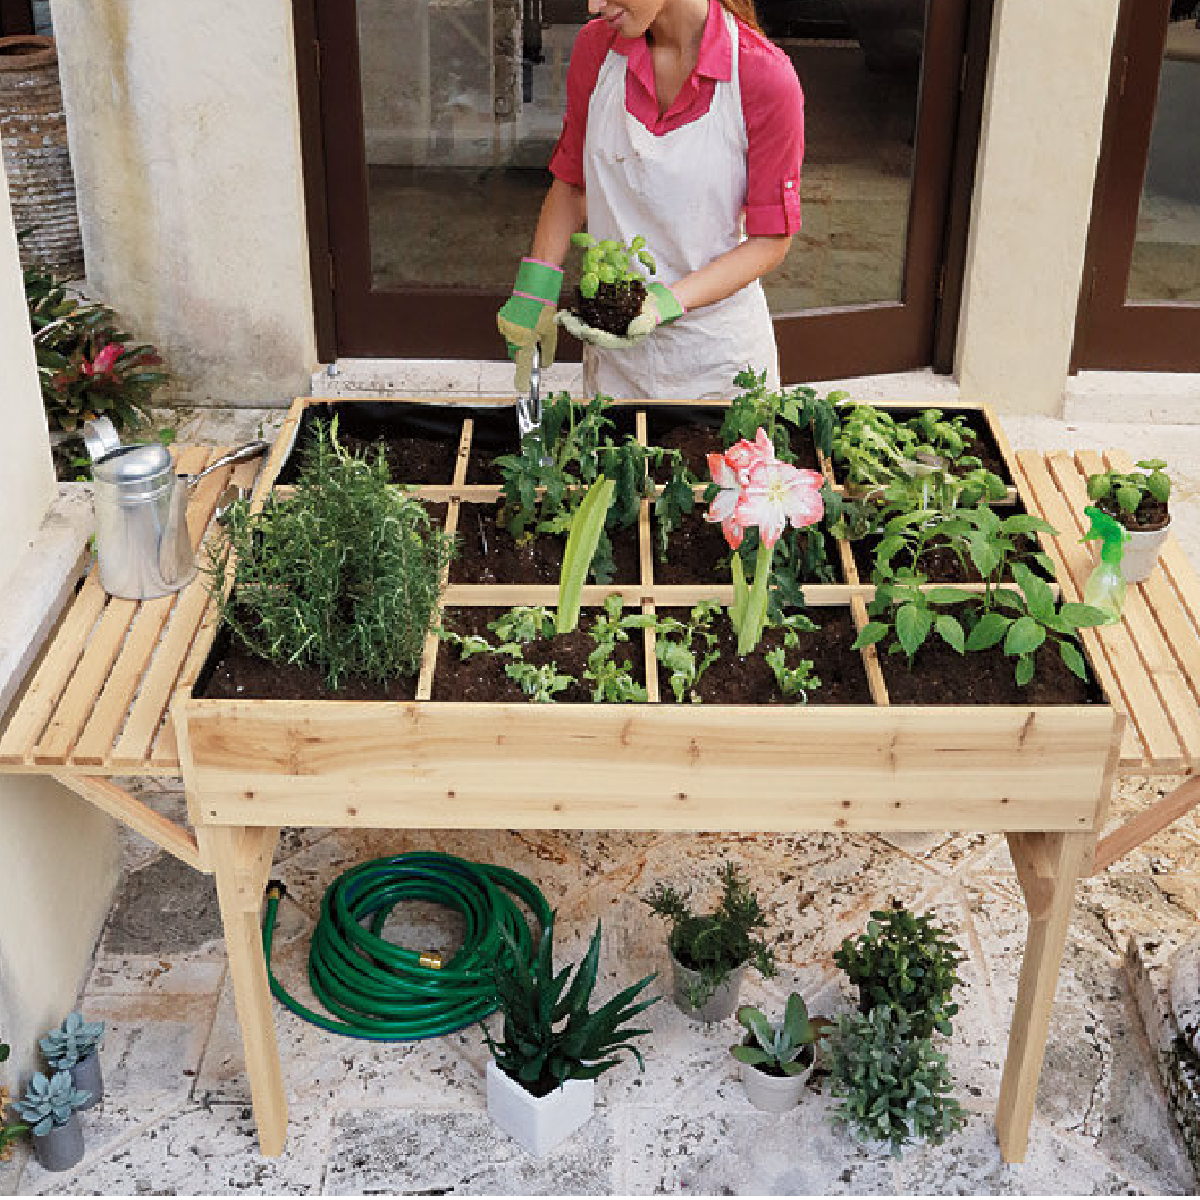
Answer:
25, 261, 168, 434
834, 901, 963, 1039
644, 861, 777, 1008
0, 1041, 26, 1163
207, 419, 456, 691
483, 914, 658, 1098
705, 428, 825, 654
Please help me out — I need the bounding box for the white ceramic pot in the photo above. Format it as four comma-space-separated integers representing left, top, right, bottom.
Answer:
1120, 519, 1171, 584
670, 953, 746, 1023
485, 1060, 595, 1156
738, 1047, 813, 1114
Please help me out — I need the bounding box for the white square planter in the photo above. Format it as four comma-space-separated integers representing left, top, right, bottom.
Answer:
485, 1060, 595, 1156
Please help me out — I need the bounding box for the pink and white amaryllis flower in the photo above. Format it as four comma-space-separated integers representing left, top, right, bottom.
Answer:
737, 459, 825, 549
705, 429, 778, 549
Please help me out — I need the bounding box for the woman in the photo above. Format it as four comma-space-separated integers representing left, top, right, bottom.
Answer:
497, 0, 804, 400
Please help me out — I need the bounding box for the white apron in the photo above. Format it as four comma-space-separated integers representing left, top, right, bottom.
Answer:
581, 8, 780, 401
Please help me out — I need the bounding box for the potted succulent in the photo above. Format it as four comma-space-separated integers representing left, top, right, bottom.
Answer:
10, 1071, 90, 1172
833, 901, 963, 1040
39, 1013, 104, 1109
0, 1041, 28, 1164
644, 861, 777, 1022
730, 992, 827, 1113
1085, 459, 1172, 583
482, 914, 657, 1157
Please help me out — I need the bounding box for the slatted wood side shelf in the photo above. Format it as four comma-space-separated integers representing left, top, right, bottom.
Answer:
0, 447, 264, 776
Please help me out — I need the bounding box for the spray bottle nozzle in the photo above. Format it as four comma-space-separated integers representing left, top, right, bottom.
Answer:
1082, 505, 1129, 566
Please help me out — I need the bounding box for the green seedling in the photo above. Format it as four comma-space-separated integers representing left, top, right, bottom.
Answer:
571, 232, 657, 299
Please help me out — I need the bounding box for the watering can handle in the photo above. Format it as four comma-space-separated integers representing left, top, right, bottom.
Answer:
81, 417, 121, 464
185, 440, 270, 487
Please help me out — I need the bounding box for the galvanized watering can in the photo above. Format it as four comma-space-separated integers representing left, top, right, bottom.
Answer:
83, 417, 267, 600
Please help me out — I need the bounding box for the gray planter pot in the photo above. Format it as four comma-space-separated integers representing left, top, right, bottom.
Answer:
31, 1113, 84, 1172
70, 1050, 103, 1109
670, 952, 746, 1022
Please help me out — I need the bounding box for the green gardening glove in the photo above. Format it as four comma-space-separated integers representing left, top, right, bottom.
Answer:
556, 282, 684, 350
496, 257, 563, 393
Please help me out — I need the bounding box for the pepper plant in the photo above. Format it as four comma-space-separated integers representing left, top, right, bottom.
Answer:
1085, 459, 1171, 528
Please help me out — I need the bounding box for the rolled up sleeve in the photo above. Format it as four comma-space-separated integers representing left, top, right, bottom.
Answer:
741, 35, 805, 237
548, 22, 614, 187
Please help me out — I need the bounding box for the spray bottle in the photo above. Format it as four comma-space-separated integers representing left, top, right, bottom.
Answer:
1081, 505, 1130, 624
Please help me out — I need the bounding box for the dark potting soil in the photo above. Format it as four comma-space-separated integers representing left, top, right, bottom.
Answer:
330, 430, 458, 486
648, 422, 820, 482
1099, 498, 1171, 533
878, 637, 1103, 705
197, 631, 418, 702
848, 531, 1051, 586
656, 607, 872, 705
571, 279, 647, 336
450, 504, 640, 585
432, 607, 645, 703
654, 511, 840, 587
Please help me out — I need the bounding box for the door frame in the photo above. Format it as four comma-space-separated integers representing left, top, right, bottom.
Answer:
1073, 0, 1200, 372
299, 0, 987, 377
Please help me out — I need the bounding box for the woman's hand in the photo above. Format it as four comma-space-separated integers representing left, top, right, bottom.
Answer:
557, 282, 685, 349
496, 258, 563, 392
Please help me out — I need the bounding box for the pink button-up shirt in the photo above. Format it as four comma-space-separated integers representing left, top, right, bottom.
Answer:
548, 0, 804, 236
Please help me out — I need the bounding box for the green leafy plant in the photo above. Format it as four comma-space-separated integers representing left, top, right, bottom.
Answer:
652, 600, 722, 703
482, 913, 658, 1098
721, 368, 841, 463
764, 646, 820, 700
11, 1072, 90, 1137
823, 1007, 966, 1156
832, 403, 987, 494
833, 901, 963, 1038
0, 1041, 27, 1162
644, 861, 777, 1008
25, 261, 168, 434
731, 993, 827, 1076
571, 231, 656, 300
207, 419, 455, 690
39, 1013, 104, 1071
496, 391, 695, 577
504, 660, 573, 703
1086, 460, 1171, 530
854, 563, 1108, 687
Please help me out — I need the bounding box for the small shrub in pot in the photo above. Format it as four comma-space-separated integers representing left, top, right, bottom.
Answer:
644, 861, 776, 1020
833, 900, 963, 1039
823, 1007, 965, 1156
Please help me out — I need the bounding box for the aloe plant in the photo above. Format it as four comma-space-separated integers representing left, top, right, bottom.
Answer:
11, 1073, 89, 1137
731, 993, 826, 1076
483, 914, 658, 1098
39, 1013, 104, 1071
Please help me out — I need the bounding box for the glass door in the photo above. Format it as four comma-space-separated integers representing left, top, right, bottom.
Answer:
1075, 0, 1200, 371
314, 0, 974, 379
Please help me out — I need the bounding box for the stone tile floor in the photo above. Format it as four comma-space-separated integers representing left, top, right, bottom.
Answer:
5, 395, 1200, 1195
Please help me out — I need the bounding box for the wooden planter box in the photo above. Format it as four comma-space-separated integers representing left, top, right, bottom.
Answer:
177, 396, 1121, 837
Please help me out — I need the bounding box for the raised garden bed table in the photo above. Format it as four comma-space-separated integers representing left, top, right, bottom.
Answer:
2, 405, 1196, 1168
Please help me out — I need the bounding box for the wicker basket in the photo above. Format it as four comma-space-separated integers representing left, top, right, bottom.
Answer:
0, 35, 84, 278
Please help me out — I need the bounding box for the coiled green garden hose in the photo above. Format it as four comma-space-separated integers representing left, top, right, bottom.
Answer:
261, 851, 551, 1041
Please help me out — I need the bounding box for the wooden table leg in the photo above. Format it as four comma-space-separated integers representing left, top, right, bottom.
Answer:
995, 829, 1089, 1162
207, 823, 288, 1156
